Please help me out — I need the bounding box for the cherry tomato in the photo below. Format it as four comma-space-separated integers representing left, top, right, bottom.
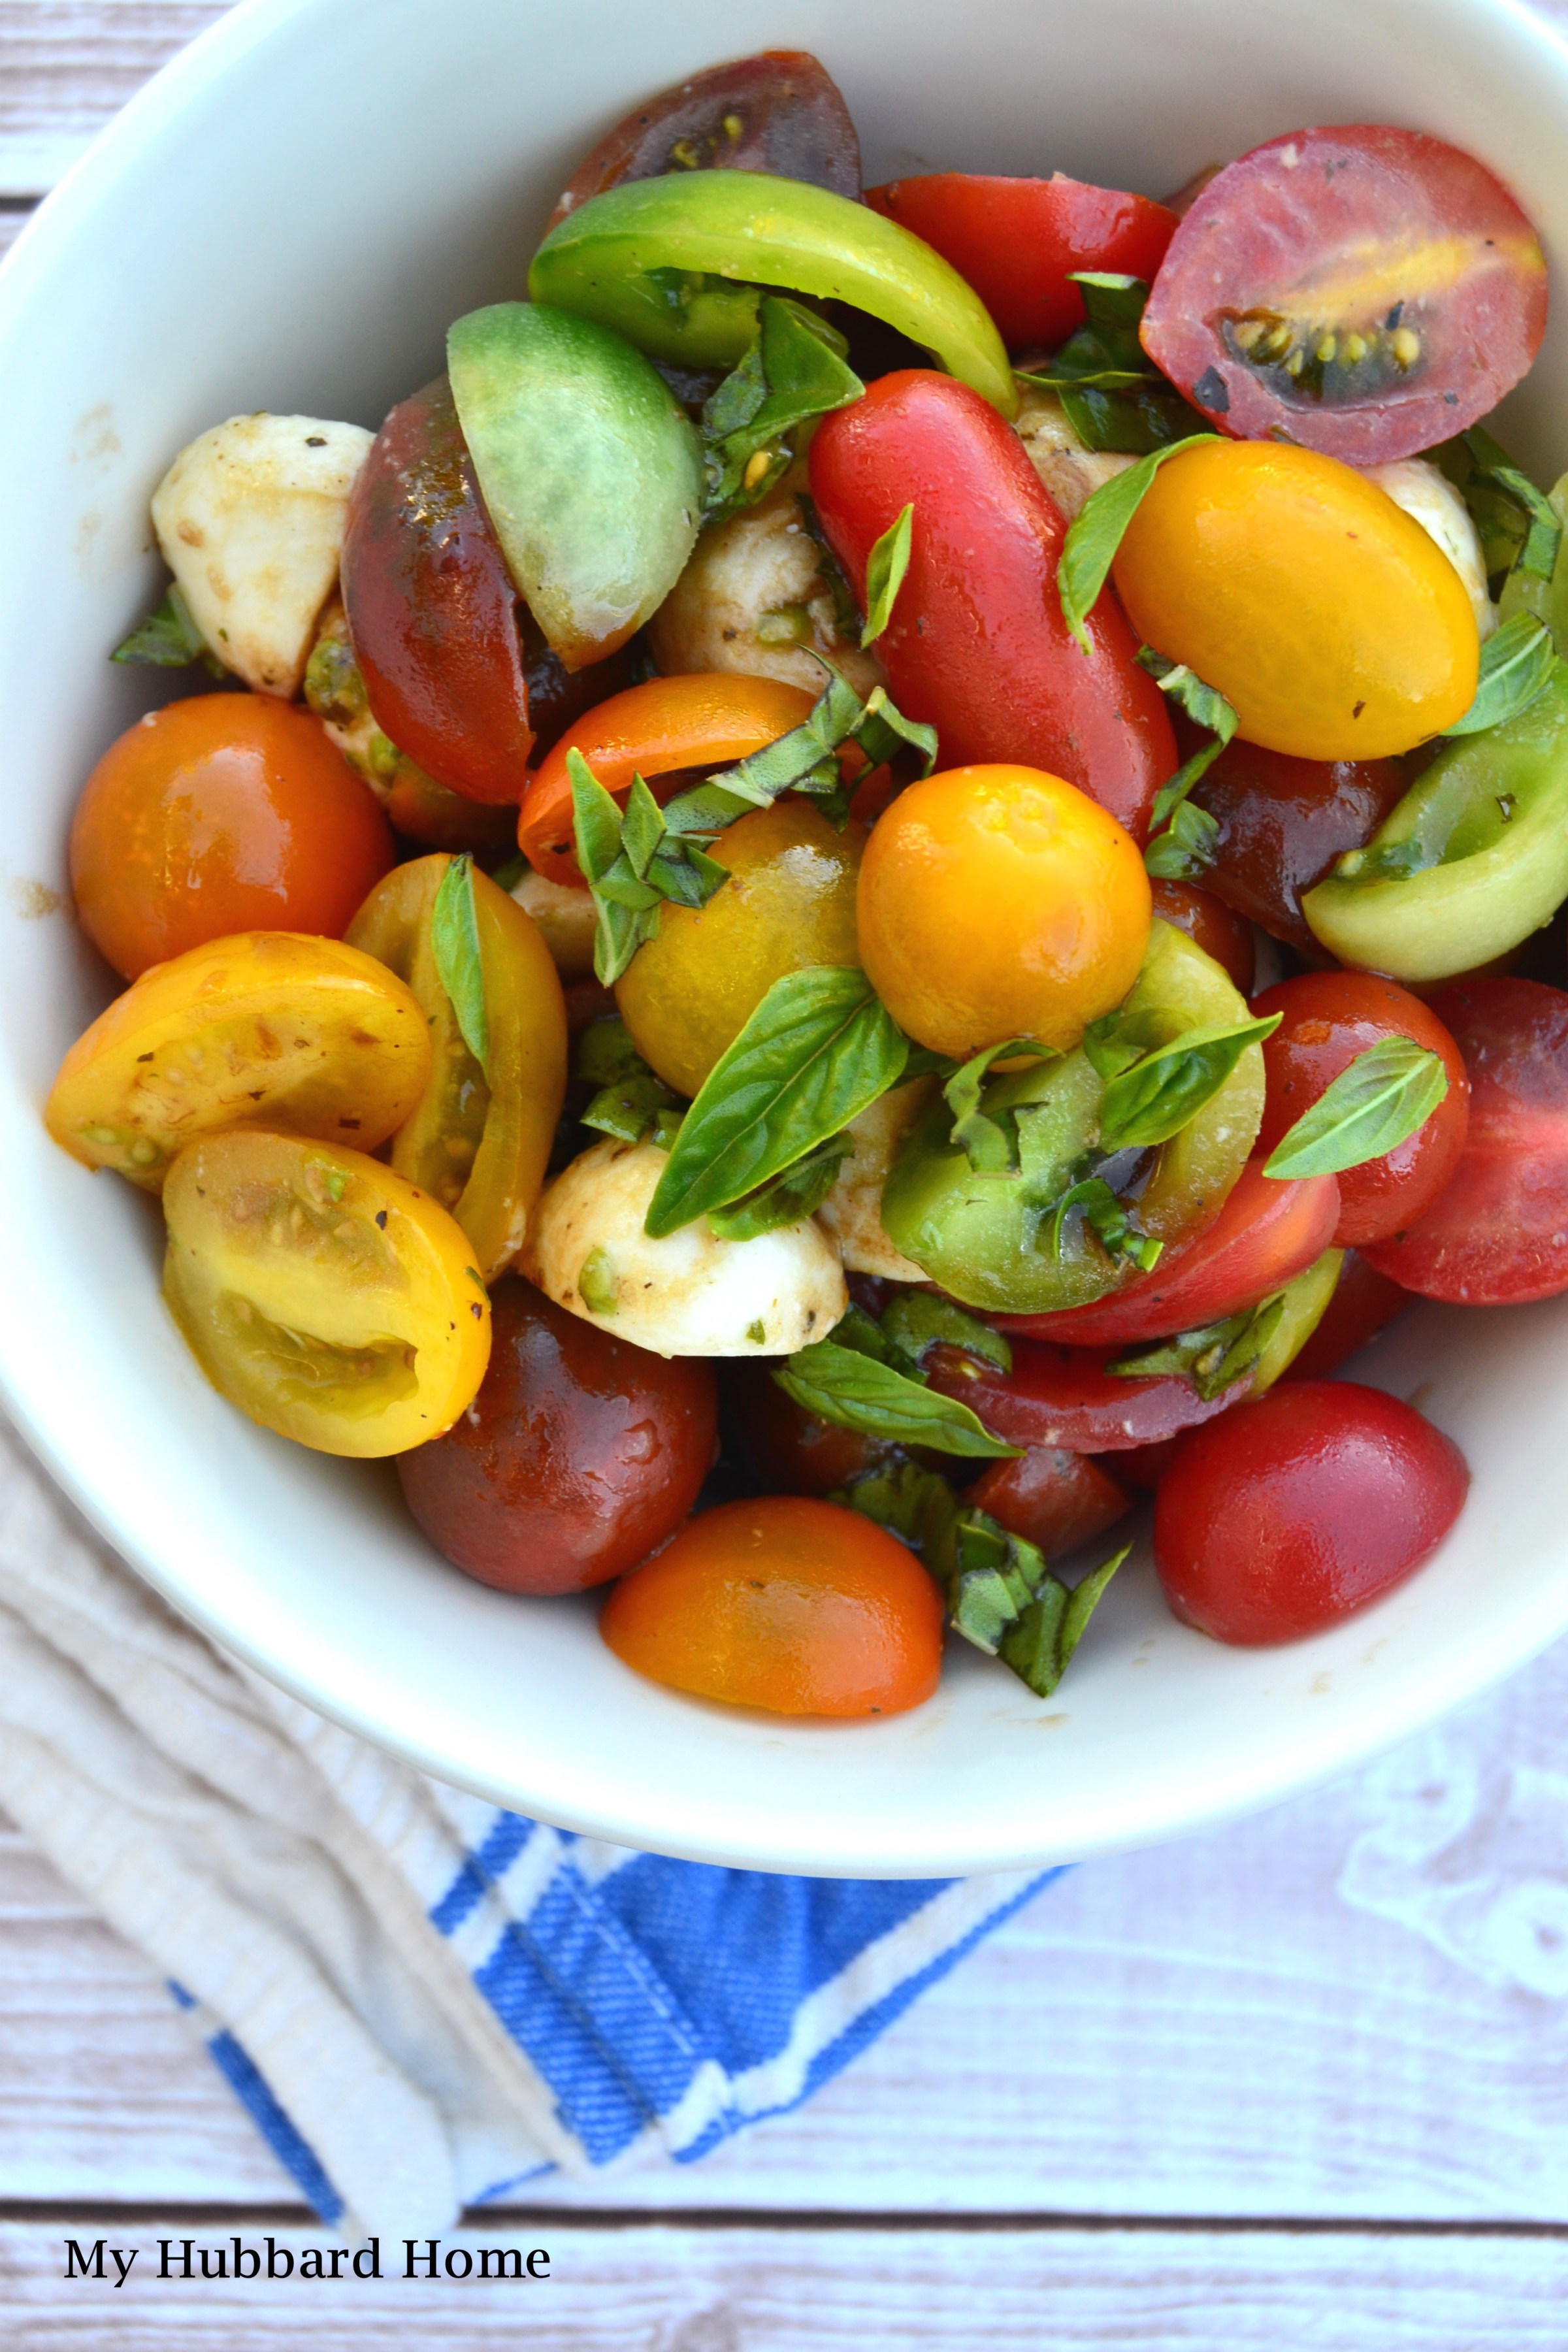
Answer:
864, 173, 1176, 351
995, 1159, 1340, 1345
1154, 1380, 1469, 1643
808, 370, 1177, 841
615, 798, 864, 1097
725, 1360, 896, 1497
1364, 978, 1568, 1303
346, 857, 567, 1280
1284, 1250, 1411, 1382
966, 1446, 1132, 1555
69, 696, 394, 981
45, 932, 431, 1191
518, 673, 817, 886
543, 50, 860, 236
1109, 1434, 1188, 1490
599, 1495, 943, 1716
397, 1278, 716, 1592
925, 1338, 1248, 1451
1190, 737, 1409, 950
1140, 125, 1548, 465
1252, 972, 1469, 1248
163, 1130, 491, 1458
341, 377, 533, 804
1148, 877, 1254, 994
1113, 442, 1478, 762
857, 765, 1150, 1060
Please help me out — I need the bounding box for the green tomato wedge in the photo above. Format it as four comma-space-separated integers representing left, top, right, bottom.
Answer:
1250, 1248, 1344, 1394
879, 923, 1265, 1315
447, 302, 703, 670
1302, 661, 1568, 983
527, 171, 1017, 418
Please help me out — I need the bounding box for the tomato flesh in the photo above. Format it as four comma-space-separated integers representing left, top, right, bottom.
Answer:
1190, 736, 1409, 951
398, 1279, 716, 1593
965, 1446, 1133, 1555
994, 1160, 1339, 1347
925, 1339, 1249, 1452
1141, 125, 1547, 465
1252, 972, 1469, 1248
808, 370, 1177, 841
864, 173, 1176, 352
1364, 978, 1568, 1303
1154, 1380, 1468, 1643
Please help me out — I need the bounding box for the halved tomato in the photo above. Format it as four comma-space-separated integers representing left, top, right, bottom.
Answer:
925, 1337, 1247, 1452
1140, 125, 1547, 464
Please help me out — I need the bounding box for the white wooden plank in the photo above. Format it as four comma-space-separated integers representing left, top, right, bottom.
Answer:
3, 2219, 1567, 2349
0, 5, 229, 194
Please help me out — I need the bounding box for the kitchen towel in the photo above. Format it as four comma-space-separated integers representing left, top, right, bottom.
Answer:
0, 1414, 1056, 2238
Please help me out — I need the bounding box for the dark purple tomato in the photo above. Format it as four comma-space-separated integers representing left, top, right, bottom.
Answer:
1154, 1380, 1468, 1644
1190, 736, 1409, 951
725, 1361, 896, 1498
966, 1446, 1132, 1554
397, 1279, 717, 1593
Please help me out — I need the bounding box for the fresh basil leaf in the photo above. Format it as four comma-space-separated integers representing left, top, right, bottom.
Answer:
826, 1300, 912, 1369
832, 1457, 960, 1560
111, 581, 225, 674
1144, 797, 1220, 881
999, 1544, 1128, 1699
701, 296, 862, 519
943, 1037, 1054, 1173
706, 1130, 852, 1239
1020, 285, 1203, 455
1456, 426, 1562, 584
1441, 613, 1556, 737
1058, 433, 1217, 654
1262, 1036, 1450, 1180
573, 1016, 645, 1088
645, 967, 907, 1236
949, 1514, 1048, 1654
880, 1292, 1012, 1375
1045, 1176, 1162, 1273
1136, 649, 1240, 827
861, 503, 913, 646
1110, 1290, 1285, 1403
1098, 1014, 1279, 1152
583, 1068, 683, 1149
430, 853, 489, 1075
772, 1337, 1019, 1458
568, 751, 731, 983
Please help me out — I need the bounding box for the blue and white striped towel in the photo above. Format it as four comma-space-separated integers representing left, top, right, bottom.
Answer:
0, 1415, 1056, 2236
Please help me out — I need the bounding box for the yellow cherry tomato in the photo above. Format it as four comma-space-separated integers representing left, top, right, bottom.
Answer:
855, 764, 1151, 1059
614, 798, 864, 1097
346, 856, 567, 1281
162, 1130, 491, 1457
1111, 441, 1479, 760
44, 931, 431, 1191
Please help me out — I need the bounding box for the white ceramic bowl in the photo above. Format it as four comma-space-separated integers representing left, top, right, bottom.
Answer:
4, 0, 1568, 1876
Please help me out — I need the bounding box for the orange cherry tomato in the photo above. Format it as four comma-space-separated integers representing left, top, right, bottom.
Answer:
856, 764, 1151, 1058
69, 694, 395, 980
517, 673, 817, 885
599, 1495, 944, 1717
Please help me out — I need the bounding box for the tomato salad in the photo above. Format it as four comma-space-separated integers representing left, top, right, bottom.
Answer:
51, 52, 1568, 1720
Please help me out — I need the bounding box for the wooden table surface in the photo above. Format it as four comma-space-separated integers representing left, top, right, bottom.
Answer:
7, 5, 1568, 2342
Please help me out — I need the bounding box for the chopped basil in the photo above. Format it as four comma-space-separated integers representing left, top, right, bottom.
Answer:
1044, 1174, 1162, 1274
943, 1037, 1055, 1173
705, 1130, 852, 1238
998, 1545, 1128, 1699
1110, 1291, 1286, 1403
1262, 1036, 1450, 1180
700, 296, 862, 521
1441, 612, 1556, 737
1136, 647, 1240, 840
1019, 274, 1200, 455
1097, 1013, 1279, 1152
111, 581, 225, 676
582, 1067, 684, 1151
570, 754, 730, 985
1438, 426, 1562, 589
1057, 433, 1217, 654
879, 1291, 1012, 1376
644, 967, 907, 1237
1144, 798, 1221, 881
860, 502, 913, 645
430, 853, 489, 1075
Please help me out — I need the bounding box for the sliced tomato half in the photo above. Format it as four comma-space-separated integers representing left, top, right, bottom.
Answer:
992, 1160, 1340, 1347
1140, 125, 1547, 464
926, 1339, 1247, 1452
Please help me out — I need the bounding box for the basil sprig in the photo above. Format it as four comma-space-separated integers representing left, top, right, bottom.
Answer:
1135, 647, 1239, 870
1441, 613, 1556, 738
1019, 274, 1201, 455
772, 1322, 1019, 1460
644, 967, 907, 1237
701, 296, 862, 520
1110, 1291, 1286, 1403
431, 853, 489, 1074
1262, 1036, 1450, 1180
1058, 432, 1217, 653
1095, 1013, 1279, 1153
112, 581, 226, 676
861, 502, 913, 645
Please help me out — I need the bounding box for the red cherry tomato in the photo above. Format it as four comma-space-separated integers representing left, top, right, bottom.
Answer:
1252, 972, 1469, 1248
342, 376, 534, 805
69, 695, 395, 981
1140, 125, 1547, 465
1149, 877, 1254, 994
1110, 1434, 1188, 1491
966, 1446, 1132, 1554
397, 1280, 717, 1593
1284, 1250, 1411, 1382
864, 174, 1176, 352
1364, 979, 1568, 1303
925, 1339, 1247, 1452
994, 1160, 1340, 1347
1154, 1380, 1469, 1643
1192, 736, 1409, 951
808, 371, 1177, 841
